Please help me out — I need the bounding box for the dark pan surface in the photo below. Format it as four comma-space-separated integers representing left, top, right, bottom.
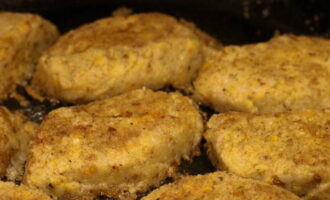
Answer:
0, 0, 329, 199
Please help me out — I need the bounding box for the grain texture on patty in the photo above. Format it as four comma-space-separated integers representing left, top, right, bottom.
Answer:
205, 109, 330, 200
24, 89, 203, 200
0, 12, 59, 101
142, 172, 300, 200
194, 34, 330, 113
31, 12, 220, 103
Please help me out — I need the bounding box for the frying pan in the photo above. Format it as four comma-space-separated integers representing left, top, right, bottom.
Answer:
0, 0, 329, 199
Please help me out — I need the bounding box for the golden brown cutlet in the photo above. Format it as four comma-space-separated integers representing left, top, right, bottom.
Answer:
31, 12, 221, 103
205, 109, 330, 199
194, 34, 330, 113
24, 89, 203, 200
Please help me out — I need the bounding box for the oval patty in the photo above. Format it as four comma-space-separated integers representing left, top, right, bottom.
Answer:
205, 109, 330, 200
31, 12, 220, 103
24, 89, 203, 200
194, 34, 330, 113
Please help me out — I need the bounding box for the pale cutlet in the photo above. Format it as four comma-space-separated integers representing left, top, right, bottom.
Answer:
194, 34, 330, 113
142, 172, 301, 200
0, 181, 51, 200
31, 12, 221, 103
205, 109, 330, 200
0, 12, 59, 101
24, 89, 203, 200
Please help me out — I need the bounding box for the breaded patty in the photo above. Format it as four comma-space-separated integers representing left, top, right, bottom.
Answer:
205, 109, 330, 200
24, 89, 203, 200
194, 34, 330, 113
142, 171, 300, 200
31, 12, 221, 103
0, 181, 51, 200
0, 12, 59, 101
0, 106, 37, 181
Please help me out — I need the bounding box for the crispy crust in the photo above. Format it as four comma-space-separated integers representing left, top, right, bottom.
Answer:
0, 181, 51, 200
24, 89, 203, 200
142, 172, 300, 200
31, 12, 220, 103
0, 12, 59, 101
205, 109, 330, 199
194, 34, 330, 113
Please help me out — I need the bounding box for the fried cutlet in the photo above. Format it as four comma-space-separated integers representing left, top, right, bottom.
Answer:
194, 34, 330, 113
205, 109, 330, 199
31, 12, 221, 103
24, 89, 203, 200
